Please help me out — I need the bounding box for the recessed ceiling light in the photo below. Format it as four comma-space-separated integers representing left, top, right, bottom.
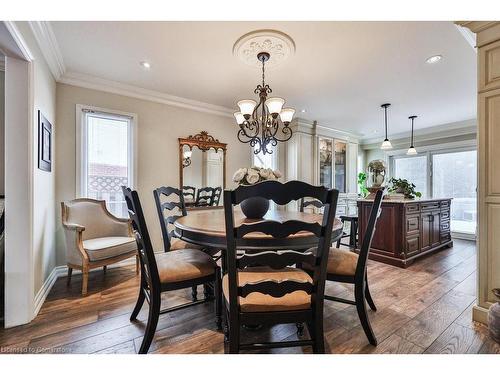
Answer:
140, 61, 151, 69
426, 55, 442, 64
300, 109, 307, 113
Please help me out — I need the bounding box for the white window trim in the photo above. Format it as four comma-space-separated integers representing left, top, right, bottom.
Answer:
75, 104, 138, 198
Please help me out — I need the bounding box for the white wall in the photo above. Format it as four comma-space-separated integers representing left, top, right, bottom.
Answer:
56, 83, 251, 259
14, 22, 57, 301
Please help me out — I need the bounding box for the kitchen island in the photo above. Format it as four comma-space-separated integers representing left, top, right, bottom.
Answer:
357, 197, 452, 268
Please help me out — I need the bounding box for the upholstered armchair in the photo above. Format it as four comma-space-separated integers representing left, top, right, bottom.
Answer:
61, 198, 139, 296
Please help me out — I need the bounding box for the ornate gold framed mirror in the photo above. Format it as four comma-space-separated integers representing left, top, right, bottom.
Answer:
179, 131, 227, 209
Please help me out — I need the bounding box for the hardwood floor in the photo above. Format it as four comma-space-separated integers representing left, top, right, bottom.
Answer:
1, 239, 499, 354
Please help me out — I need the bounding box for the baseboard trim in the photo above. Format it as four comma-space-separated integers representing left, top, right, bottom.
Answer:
451, 232, 477, 241
33, 258, 136, 319
33, 266, 59, 319
472, 304, 490, 325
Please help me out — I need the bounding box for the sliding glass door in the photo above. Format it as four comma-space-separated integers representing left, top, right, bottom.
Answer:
432, 150, 477, 236
391, 147, 477, 237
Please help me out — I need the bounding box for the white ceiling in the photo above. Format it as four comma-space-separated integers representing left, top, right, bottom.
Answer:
51, 21, 477, 138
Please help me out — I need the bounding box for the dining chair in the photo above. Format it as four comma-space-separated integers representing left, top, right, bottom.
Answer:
182, 185, 196, 203
154, 186, 211, 301
212, 186, 222, 206
195, 186, 214, 207
300, 198, 357, 248
309, 189, 384, 345
122, 186, 221, 354
299, 197, 324, 213
222, 180, 339, 353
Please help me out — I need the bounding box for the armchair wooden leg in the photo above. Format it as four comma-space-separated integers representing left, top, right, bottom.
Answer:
355, 282, 377, 346
66, 267, 73, 286
82, 266, 89, 296
214, 269, 222, 330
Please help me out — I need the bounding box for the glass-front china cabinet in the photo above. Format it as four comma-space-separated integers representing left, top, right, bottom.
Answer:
318, 137, 356, 216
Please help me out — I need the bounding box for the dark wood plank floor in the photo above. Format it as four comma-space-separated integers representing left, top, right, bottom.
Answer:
1, 239, 499, 354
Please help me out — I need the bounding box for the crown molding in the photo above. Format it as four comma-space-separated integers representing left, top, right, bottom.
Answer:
59, 71, 234, 118
360, 118, 477, 150
455, 24, 477, 50
28, 21, 65, 80
3, 21, 34, 61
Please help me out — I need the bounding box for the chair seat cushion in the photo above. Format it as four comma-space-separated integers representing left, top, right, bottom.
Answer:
326, 248, 359, 276
302, 248, 359, 276
83, 236, 136, 261
222, 267, 312, 313
155, 248, 216, 284
170, 238, 203, 251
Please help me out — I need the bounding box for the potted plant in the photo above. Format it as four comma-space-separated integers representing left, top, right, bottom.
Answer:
489, 288, 500, 343
358, 172, 369, 198
388, 177, 422, 199
232, 167, 282, 219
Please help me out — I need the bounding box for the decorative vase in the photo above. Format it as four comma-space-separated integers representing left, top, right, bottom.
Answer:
240, 197, 270, 219
489, 289, 500, 343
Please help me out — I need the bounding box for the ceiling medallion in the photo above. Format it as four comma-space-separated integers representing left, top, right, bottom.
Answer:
233, 29, 296, 69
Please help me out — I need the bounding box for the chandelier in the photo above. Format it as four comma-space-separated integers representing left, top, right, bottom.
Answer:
233, 52, 295, 155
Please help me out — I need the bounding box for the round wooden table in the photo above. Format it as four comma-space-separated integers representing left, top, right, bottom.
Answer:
174, 208, 344, 251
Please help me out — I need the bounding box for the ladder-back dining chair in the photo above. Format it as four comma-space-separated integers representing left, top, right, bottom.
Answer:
310, 189, 384, 345
154, 186, 209, 301
223, 180, 339, 353
182, 185, 196, 203
195, 186, 214, 207
123, 186, 221, 354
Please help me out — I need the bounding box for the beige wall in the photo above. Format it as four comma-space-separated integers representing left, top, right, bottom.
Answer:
55, 83, 251, 261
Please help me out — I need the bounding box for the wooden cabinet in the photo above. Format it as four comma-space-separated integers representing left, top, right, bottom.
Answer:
357, 198, 452, 268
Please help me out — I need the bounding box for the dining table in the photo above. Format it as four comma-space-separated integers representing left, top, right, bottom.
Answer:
174, 208, 344, 254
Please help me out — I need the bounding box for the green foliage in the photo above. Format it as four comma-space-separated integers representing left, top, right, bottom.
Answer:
388, 177, 422, 199
358, 172, 369, 198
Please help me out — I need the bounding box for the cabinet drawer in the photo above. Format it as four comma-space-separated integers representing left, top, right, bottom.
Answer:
441, 201, 450, 209
406, 216, 420, 233
441, 211, 450, 220
406, 203, 420, 214
441, 221, 450, 232
406, 236, 420, 257
421, 202, 440, 211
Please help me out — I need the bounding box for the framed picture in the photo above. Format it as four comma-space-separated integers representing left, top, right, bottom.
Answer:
38, 111, 52, 172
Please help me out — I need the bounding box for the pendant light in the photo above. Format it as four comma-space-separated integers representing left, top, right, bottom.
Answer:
380, 103, 393, 150
407, 115, 418, 155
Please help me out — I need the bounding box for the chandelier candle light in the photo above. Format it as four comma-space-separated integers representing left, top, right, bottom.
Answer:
233, 52, 295, 155
380, 103, 393, 150
407, 115, 418, 155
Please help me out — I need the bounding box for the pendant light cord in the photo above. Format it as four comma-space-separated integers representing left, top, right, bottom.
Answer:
384, 106, 388, 140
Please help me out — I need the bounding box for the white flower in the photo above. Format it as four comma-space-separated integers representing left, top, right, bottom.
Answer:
233, 168, 247, 183
246, 169, 260, 185
259, 168, 272, 180
273, 169, 282, 179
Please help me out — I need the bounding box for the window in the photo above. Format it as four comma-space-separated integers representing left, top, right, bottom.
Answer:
392, 155, 428, 198
432, 150, 477, 235
77, 106, 136, 218
253, 145, 278, 170
390, 146, 477, 236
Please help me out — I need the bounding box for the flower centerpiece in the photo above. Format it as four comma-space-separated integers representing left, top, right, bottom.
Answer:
232, 167, 282, 219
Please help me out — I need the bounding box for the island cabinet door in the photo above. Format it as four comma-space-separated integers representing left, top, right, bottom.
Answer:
421, 210, 441, 251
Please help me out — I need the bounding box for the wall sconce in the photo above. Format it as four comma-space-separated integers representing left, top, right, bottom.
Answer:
182, 150, 192, 168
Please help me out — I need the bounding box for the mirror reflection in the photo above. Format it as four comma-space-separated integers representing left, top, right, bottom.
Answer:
179, 132, 226, 208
